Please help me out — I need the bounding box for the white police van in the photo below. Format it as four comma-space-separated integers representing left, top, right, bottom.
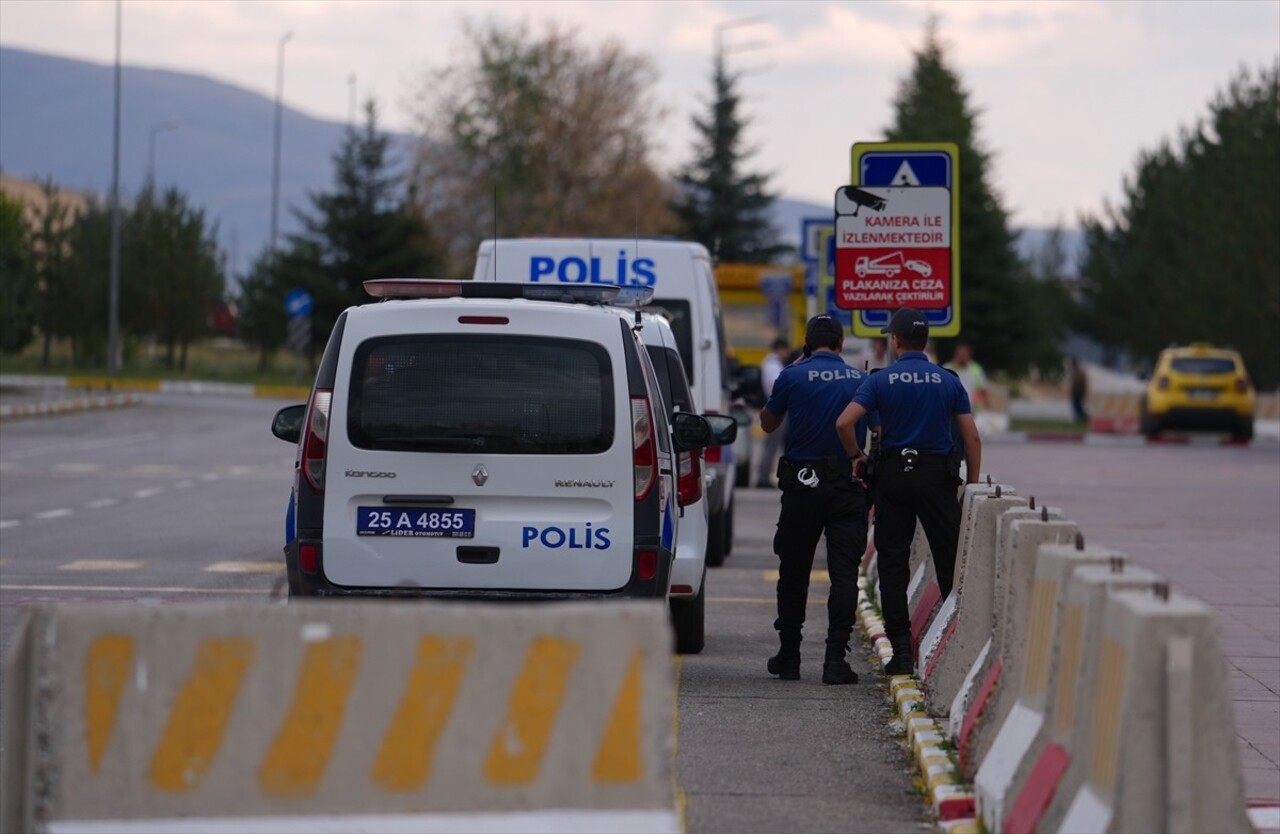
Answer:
271, 280, 735, 617
474, 239, 738, 566
636, 311, 710, 653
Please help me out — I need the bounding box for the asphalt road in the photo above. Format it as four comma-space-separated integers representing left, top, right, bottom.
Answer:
1, 395, 1276, 823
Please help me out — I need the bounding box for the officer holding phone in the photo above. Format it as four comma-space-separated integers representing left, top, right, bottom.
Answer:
835, 308, 982, 676
760, 315, 869, 685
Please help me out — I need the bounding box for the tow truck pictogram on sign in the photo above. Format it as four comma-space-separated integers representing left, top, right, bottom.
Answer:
853, 252, 934, 279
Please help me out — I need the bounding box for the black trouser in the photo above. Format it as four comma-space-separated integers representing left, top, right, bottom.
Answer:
873, 455, 961, 643
773, 481, 868, 647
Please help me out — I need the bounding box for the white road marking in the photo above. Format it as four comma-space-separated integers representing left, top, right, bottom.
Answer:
0, 431, 158, 462
0, 520, 18, 529
174, 479, 195, 489
59, 560, 146, 571
220, 465, 259, 477
85, 498, 118, 509
53, 463, 103, 474
0, 583, 263, 595
130, 464, 180, 475
132, 487, 163, 499
34, 508, 73, 520
204, 561, 284, 573
200, 472, 219, 481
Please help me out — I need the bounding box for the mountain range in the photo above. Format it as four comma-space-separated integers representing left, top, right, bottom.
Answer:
0, 45, 1083, 282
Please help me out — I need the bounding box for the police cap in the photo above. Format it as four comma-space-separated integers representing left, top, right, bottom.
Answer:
881, 307, 929, 341
805, 315, 844, 349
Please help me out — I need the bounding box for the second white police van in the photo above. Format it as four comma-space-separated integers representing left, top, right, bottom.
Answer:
271, 280, 734, 651
474, 238, 738, 565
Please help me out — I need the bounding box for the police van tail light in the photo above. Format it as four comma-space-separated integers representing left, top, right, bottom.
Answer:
677, 450, 702, 507
702, 409, 723, 463
631, 396, 657, 502
301, 388, 332, 492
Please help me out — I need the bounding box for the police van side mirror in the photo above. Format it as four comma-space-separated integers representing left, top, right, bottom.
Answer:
271, 404, 307, 444
671, 412, 712, 452
702, 413, 738, 448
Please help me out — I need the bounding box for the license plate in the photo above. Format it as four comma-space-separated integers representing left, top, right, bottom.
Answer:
1187, 388, 1219, 400
357, 507, 475, 538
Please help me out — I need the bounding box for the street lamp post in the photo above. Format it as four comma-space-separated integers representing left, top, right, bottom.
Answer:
148, 119, 180, 184
269, 31, 293, 255
107, 0, 123, 374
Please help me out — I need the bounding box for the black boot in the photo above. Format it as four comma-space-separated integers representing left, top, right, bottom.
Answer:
822, 638, 858, 685
768, 640, 801, 680
884, 635, 914, 677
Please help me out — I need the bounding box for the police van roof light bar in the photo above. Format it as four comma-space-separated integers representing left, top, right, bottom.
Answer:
363, 278, 653, 307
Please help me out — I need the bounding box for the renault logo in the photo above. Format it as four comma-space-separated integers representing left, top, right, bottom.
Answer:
472, 464, 489, 487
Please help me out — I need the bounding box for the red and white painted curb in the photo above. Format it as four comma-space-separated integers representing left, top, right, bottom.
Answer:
0, 392, 140, 422
857, 570, 978, 832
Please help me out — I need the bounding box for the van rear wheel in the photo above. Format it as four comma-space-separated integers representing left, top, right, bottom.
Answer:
706, 506, 727, 567
670, 579, 706, 655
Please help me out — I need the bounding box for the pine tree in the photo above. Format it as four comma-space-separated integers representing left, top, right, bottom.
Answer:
0, 190, 37, 354
885, 21, 1054, 375
1078, 61, 1279, 387
273, 99, 444, 347
672, 53, 785, 264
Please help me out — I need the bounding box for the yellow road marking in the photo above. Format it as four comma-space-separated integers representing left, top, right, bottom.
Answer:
203, 561, 283, 574
0, 584, 264, 594
484, 636, 580, 785
150, 638, 255, 791
85, 635, 134, 773
60, 560, 145, 571
259, 636, 363, 796
593, 647, 644, 783
372, 636, 474, 791
762, 569, 830, 583
708, 596, 827, 605
54, 463, 104, 473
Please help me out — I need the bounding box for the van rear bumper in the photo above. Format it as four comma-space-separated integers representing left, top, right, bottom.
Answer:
285, 540, 672, 600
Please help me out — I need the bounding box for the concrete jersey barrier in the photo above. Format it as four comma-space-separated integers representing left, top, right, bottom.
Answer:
1054, 588, 1251, 833
1, 601, 677, 834
921, 488, 1025, 716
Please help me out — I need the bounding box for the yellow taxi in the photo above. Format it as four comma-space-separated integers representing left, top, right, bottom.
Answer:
1140, 343, 1255, 439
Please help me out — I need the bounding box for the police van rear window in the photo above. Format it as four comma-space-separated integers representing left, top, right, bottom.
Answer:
649, 300, 693, 383
348, 335, 615, 455
646, 346, 694, 413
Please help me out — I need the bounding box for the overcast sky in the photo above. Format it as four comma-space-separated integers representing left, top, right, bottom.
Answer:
3, 0, 1277, 228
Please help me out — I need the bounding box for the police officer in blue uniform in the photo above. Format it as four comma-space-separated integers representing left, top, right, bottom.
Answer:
760, 315, 869, 684
835, 308, 982, 676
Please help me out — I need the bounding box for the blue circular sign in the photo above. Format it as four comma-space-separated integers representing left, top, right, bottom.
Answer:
284, 288, 313, 319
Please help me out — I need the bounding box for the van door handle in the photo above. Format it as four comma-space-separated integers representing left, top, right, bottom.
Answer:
457, 546, 499, 564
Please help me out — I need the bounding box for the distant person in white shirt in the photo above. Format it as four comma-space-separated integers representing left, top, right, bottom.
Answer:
755, 338, 790, 487
945, 341, 989, 411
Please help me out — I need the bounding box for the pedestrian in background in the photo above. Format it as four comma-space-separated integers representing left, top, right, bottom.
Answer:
755, 337, 791, 488
760, 316, 869, 685
1069, 356, 1089, 424
835, 308, 981, 676
945, 341, 990, 411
